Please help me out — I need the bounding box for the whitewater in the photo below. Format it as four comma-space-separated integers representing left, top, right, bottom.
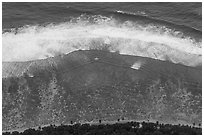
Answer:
2, 15, 202, 67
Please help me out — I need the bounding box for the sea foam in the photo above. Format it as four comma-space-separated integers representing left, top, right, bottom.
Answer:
2, 14, 201, 66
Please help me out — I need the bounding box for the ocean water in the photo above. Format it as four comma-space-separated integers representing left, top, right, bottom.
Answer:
2, 2, 202, 66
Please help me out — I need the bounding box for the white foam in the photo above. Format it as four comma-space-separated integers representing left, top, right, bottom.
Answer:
2, 15, 202, 66
131, 61, 143, 70
94, 57, 99, 61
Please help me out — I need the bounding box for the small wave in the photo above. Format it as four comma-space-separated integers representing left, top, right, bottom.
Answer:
2, 14, 201, 67
113, 10, 202, 38
116, 10, 148, 16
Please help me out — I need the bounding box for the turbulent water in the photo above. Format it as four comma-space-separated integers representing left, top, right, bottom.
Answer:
2, 2, 202, 66
2, 3, 202, 132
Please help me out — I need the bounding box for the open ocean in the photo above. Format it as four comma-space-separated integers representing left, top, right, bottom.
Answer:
2, 2, 202, 30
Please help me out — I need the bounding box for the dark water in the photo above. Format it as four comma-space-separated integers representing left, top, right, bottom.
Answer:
2, 2, 202, 30
2, 2, 202, 66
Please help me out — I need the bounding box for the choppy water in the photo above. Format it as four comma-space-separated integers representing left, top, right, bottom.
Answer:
2, 2, 202, 66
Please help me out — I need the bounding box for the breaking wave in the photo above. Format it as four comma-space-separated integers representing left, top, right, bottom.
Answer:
2, 14, 202, 66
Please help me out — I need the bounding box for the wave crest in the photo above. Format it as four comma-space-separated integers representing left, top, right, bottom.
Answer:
115, 10, 148, 16
2, 14, 201, 66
